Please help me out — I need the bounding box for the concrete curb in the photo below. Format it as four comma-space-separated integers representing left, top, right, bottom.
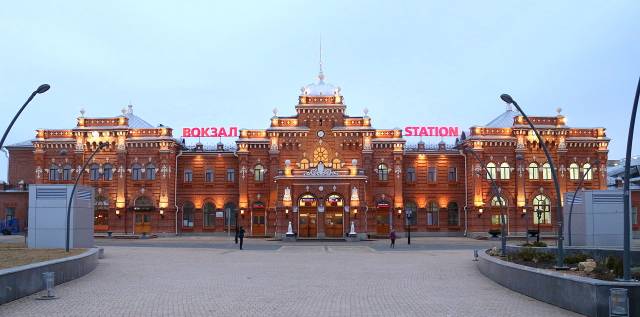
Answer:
0, 247, 100, 304
476, 249, 640, 317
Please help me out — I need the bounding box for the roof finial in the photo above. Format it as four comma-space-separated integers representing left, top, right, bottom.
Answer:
318, 35, 325, 82
127, 103, 133, 114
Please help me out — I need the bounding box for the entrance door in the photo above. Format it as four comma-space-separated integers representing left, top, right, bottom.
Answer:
375, 210, 390, 236
299, 211, 317, 238
135, 213, 152, 234
252, 211, 266, 236
324, 212, 343, 237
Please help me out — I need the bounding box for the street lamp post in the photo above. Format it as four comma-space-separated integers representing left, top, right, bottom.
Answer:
66, 141, 108, 252
535, 209, 542, 243
500, 94, 567, 269
406, 209, 412, 245
621, 77, 639, 281
567, 159, 600, 246
0, 84, 50, 150
458, 144, 507, 256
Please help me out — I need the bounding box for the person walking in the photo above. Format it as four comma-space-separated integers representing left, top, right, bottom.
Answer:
238, 226, 245, 250
389, 229, 396, 248
234, 226, 239, 244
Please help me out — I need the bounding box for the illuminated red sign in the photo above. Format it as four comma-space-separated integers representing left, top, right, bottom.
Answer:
404, 126, 459, 137
182, 127, 239, 138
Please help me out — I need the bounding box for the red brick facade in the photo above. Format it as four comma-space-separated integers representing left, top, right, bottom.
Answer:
2, 73, 617, 238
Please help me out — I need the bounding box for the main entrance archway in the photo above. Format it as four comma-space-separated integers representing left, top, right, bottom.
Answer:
298, 194, 317, 238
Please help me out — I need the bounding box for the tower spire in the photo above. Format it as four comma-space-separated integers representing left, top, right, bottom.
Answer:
318, 35, 325, 82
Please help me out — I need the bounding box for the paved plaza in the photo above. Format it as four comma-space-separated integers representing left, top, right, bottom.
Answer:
0, 237, 583, 317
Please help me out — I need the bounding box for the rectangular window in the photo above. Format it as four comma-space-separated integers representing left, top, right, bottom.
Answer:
184, 170, 193, 183
406, 168, 416, 183
5, 207, 16, 221
633, 207, 638, 225
103, 166, 112, 181
428, 167, 437, 183
226, 169, 235, 182
49, 168, 58, 181
205, 169, 214, 183
448, 167, 457, 182
63, 167, 71, 181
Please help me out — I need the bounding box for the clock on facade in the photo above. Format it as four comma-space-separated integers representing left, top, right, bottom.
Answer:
317, 130, 325, 138
313, 147, 328, 164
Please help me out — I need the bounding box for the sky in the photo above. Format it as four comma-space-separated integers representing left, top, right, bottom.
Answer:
1, 1, 639, 182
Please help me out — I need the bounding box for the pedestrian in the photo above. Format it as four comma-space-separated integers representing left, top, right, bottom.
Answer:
234, 227, 239, 244
389, 229, 396, 248
238, 226, 245, 250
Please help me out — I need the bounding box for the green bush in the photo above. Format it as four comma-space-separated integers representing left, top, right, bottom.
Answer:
605, 256, 623, 278
531, 241, 547, 247
564, 253, 589, 265
512, 247, 555, 264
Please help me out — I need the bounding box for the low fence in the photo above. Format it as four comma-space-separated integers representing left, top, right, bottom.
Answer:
0, 248, 99, 304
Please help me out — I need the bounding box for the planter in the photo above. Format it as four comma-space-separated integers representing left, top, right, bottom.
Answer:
0, 248, 99, 304
477, 249, 640, 317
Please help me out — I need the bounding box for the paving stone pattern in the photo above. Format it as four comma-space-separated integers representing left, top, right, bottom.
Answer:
0, 245, 582, 317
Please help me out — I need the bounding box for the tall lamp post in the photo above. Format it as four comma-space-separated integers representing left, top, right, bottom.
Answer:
622, 77, 639, 281
406, 208, 412, 245
567, 159, 600, 246
500, 94, 567, 269
457, 142, 507, 256
66, 141, 108, 252
0, 84, 50, 150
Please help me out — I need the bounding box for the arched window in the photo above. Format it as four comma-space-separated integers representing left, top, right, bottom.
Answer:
427, 201, 439, 226
132, 164, 142, 181
406, 167, 416, 182
146, 164, 156, 180
405, 202, 418, 225
184, 168, 193, 182
182, 201, 195, 228
541, 163, 552, 180
377, 163, 389, 181
300, 159, 309, 169
103, 164, 113, 181
90, 164, 100, 181
569, 163, 579, 180
133, 196, 154, 211
332, 158, 341, 169
533, 194, 551, 224
49, 165, 59, 181
62, 165, 72, 181
486, 162, 497, 180
499, 162, 510, 180
447, 202, 459, 226
299, 194, 317, 207
582, 163, 593, 180
254, 164, 265, 182
490, 196, 507, 207
528, 162, 539, 180
203, 202, 216, 228
325, 194, 343, 207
